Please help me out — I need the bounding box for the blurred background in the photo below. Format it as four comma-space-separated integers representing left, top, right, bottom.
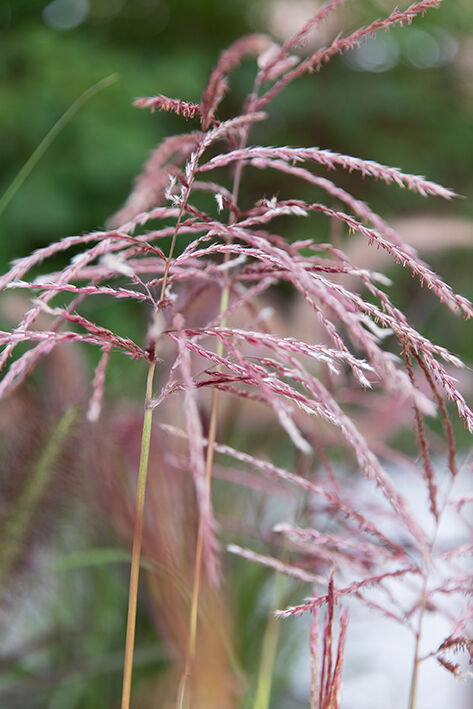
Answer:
1, 1, 472, 707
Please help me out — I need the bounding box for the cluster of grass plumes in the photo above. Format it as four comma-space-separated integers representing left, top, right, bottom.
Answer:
1, 0, 472, 706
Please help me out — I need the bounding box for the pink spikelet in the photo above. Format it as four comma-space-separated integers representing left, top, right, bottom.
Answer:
200, 34, 271, 129
87, 344, 112, 423
227, 544, 325, 584
109, 133, 200, 226
134, 94, 202, 119
199, 146, 457, 200
258, 0, 346, 84
306, 572, 349, 709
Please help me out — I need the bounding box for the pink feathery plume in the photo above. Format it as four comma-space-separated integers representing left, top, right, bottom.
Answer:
27, 303, 147, 359
200, 223, 434, 405
6, 280, 149, 303
0, 329, 142, 353
411, 350, 458, 478
259, 0, 346, 83
263, 198, 471, 316
200, 34, 271, 129
0, 227, 161, 292
199, 145, 457, 199
402, 342, 439, 521
170, 333, 328, 447
181, 326, 372, 383
249, 157, 419, 253
198, 111, 267, 154
171, 327, 426, 545
0, 239, 129, 371
0, 218, 177, 381
211, 333, 313, 453
273, 523, 393, 567
185, 218, 470, 430
275, 565, 419, 618
227, 544, 326, 584
298, 372, 429, 551
255, 0, 444, 109
1, 270, 117, 397
109, 133, 200, 227
228, 225, 472, 427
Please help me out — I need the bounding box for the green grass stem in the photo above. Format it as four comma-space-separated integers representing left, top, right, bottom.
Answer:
0, 74, 118, 218
253, 571, 288, 709
121, 359, 156, 709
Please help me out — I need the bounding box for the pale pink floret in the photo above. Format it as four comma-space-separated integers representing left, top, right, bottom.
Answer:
133, 94, 201, 119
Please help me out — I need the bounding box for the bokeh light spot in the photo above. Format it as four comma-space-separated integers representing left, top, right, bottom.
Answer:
43, 0, 89, 30
404, 28, 458, 69
345, 33, 400, 73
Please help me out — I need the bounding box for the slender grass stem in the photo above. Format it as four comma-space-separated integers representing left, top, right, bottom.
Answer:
121, 359, 156, 709
159, 205, 186, 303
177, 113, 245, 705
407, 467, 460, 709
0, 74, 118, 218
177, 105, 255, 707
177, 291, 228, 709
253, 571, 288, 709
121, 189, 192, 709
407, 577, 428, 709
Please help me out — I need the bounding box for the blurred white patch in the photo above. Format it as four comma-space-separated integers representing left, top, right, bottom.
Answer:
287, 463, 473, 708
258, 42, 283, 70
404, 28, 458, 70
257, 0, 335, 49
215, 193, 224, 213
359, 314, 393, 341
345, 33, 400, 73
43, 0, 89, 30
147, 310, 165, 342
86, 399, 100, 423
100, 252, 134, 277
165, 175, 181, 206
257, 306, 274, 323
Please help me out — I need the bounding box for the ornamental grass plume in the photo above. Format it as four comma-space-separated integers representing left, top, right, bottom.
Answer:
1, 0, 472, 707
